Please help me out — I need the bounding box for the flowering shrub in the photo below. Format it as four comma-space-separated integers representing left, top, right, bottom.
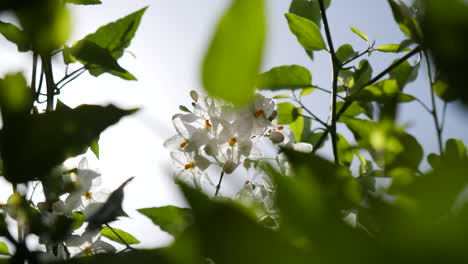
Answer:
1, 0, 468, 263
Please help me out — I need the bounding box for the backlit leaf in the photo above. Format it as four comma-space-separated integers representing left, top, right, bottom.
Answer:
257, 65, 312, 90
138, 206, 192, 237
285, 13, 326, 51
100, 226, 140, 245
202, 0, 265, 105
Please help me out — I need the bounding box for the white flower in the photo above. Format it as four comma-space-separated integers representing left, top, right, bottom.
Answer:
66, 234, 116, 258
170, 151, 211, 189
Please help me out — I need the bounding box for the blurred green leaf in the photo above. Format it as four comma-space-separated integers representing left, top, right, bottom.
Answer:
377, 44, 411, 53
0, 104, 137, 183
433, 77, 456, 102
389, 60, 419, 89
285, 13, 326, 51
273, 94, 289, 99
71, 7, 147, 80
257, 65, 312, 90
300, 87, 316, 96
290, 107, 304, 142
138, 206, 192, 237
337, 134, 354, 167
347, 79, 415, 103
72, 212, 85, 230
202, 0, 265, 105
387, 0, 422, 43
277, 102, 297, 124
65, 0, 101, 5
16, 0, 71, 54
0, 21, 29, 52
350, 26, 369, 41
422, 0, 468, 105
0, 242, 9, 256
336, 44, 358, 63
180, 184, 310, 264
337, 101, 366, 118
100, 226, 140, 245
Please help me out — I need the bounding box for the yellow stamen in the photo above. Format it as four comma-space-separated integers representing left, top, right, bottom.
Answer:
229, 137, 238, 146
180, 140, 189, 148
205, 120, 212, 130
83, 246, 93, 255
254, 109, 265, 117
84, 192, 93, 200
184, 163, 194, 170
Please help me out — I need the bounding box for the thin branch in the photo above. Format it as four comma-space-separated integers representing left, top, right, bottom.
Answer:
440, 102, 448, 131
313, 46, 422, 153
424, 50, 443, 154
294, 98, 329, 128
31, 53, 38, 101
56, 66, 86, 86
342, 46, 374, 66
318, 0, 339, 164
57, 67, 87, 90
413, 97, 432, 114
214, 171, 225, 196
105, 224, 134, 250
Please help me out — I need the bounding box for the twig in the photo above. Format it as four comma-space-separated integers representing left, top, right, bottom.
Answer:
319, 0, 340, 164
424, 50, 443, 154
214, 171, 225, 196
105, 224, 134, 250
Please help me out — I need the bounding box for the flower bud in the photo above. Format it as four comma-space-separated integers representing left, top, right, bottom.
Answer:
292, 142, 313, 153
222, 160, 238, 174
269, 131, 285, 144
179, 105, 190, 112
52, 200, 66, 215
190, 90, 199, 102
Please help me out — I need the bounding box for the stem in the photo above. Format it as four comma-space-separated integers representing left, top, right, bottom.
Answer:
12, 185, 23, 242
318, 0, 339, 164
57, 67, 87, 90
31, 53, 38, 100
440, 102, 448, 131
424, 50, 443, 154
105, 224, 134, 250
342, 46, 373, 66
214, 171, 225, 196
56, 66, 86, 86
294, 98, 329, 128
312, 46, 422, 153
41, 55, 56, 112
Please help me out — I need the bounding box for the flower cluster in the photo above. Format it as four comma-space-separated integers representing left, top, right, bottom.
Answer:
165, 91, 284, 189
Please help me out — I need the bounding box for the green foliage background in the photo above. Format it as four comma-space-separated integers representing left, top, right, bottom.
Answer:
1, 0, 468, 263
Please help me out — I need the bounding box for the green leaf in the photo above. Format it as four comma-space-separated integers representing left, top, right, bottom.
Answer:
377, 44, 410, 53
289, 108, 304, 142
179, 184, 310, 264
89, 138, 100, 159
347, 79, 415, 103
337, 134, 354, 167
350, 26, 369, 41
277, 102, 297, 124
300, 87, 316, 97
289, 0, 330, 26
0, 241, 9, 256
389, 60, 419, 89
71, 7, 147, 80
256, 65, 312, 90
72, 212, 85, 230
0, 21, 29, 52
202, 0, 265, 105
70, 40, 127, 73
285, 13, 326, 51
273, 94, 289, 99
138, 206, 192, 237
100, 226, 140, 245
62, 45, 77, 64
336, 44, 358, 63
352, 60, 373, 92
433, 77, 456, 102
337, 101, 366, 118
65, 0, 102, 5
387, 0, 422, 43
0, 104, 138, 183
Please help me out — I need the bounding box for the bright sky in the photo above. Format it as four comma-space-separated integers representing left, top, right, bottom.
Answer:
1, 0, 468, 250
